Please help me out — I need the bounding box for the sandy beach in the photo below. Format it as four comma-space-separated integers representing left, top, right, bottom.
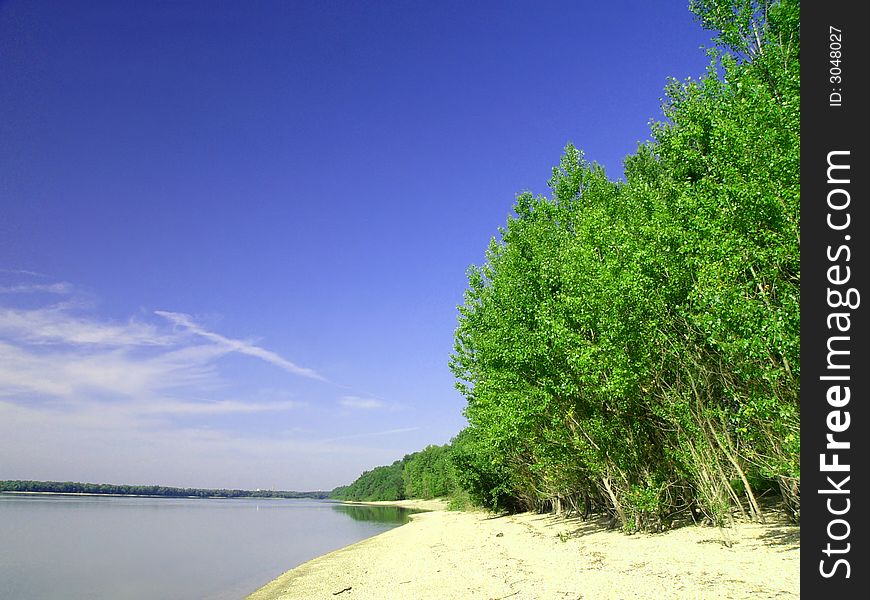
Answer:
245, 500, 799, 600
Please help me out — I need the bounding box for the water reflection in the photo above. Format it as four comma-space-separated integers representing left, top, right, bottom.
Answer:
331, 503, 421, 524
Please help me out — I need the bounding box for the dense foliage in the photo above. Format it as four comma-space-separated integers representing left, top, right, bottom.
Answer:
0, 480, 331, 499
330, 445, 459, 502
330, 460, 405, 501
449, 0, 799, 530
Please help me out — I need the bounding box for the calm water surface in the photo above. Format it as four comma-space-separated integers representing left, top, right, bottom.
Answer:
0, 494, 416, 600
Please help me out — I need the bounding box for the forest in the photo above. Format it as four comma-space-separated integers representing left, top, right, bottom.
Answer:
330, 444, 458, 502
335, 0, 800, 532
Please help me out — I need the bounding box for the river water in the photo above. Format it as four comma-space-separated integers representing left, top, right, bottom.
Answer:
0, 494, 414, 600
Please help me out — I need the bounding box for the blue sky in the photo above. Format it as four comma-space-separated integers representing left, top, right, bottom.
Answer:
1, 1, 714, 491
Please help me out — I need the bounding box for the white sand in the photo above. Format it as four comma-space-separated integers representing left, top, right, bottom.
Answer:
246, 502, 799, 600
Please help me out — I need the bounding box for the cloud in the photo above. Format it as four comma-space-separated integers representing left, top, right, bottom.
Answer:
0, 289, 323, 408
0, 339, 221, 401
0, 268, 49, 278
155, 310, 325, 381
0, 305, 176, 346
339, 395, 385, 409
0, 282, 73, 294
0, 279, 411, 490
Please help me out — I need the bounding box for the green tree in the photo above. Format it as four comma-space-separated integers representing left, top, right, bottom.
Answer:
448, 0, 799, 528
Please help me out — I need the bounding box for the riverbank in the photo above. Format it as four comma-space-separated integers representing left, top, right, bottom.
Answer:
245, 503, 799, 599
337, 498, 450, 511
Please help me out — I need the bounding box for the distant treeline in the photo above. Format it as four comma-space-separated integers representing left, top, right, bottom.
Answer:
330, 444, 458, 502
0, 480, 331, 499
337, 0, 800, 532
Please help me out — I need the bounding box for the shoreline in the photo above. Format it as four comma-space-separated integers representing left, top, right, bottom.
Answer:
245, 504, 799, 599
0, 491, 324, 500
1, 491, 218, 499
335, 498, 450, 512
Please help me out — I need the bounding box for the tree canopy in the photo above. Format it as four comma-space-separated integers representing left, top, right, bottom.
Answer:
448, 0, 799, 530
330, 445, 459, 502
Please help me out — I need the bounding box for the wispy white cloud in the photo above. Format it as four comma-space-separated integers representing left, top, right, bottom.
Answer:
0, 282, 73, 294
155, 310, 325, 381
0, 279, 412, 489
0, 341, 80, 398
0, 339, 221, 401
339, 395, 385, 409
0, 268, 49, 278
0, 305, 176, 346
0, 287, 323, 409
